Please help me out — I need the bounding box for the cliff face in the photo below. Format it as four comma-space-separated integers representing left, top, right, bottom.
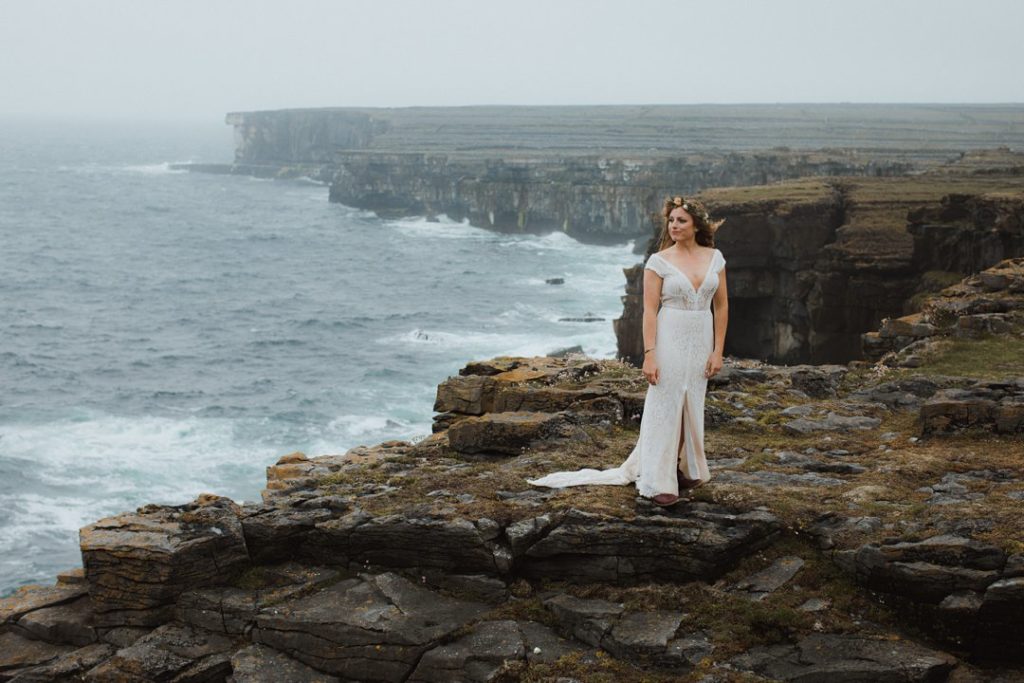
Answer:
211, 105, 1024, 242
328, 152, 907, 243
616, 161, 1024, 365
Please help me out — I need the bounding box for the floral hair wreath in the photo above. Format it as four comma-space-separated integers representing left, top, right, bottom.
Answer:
671, 194, 712, 224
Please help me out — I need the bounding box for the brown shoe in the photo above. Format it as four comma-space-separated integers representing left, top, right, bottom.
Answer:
652, 493, 680, 507
677, 471, 705, 490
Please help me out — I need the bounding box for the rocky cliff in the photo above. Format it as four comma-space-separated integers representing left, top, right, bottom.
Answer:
179, 105, 1024, 243
3, 259, 1023, 681
615, 150, 1024, 365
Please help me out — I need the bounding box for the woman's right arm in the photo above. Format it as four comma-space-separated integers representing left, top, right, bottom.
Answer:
642, 268, 662, 384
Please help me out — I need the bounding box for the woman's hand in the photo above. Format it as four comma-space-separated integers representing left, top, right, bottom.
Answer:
643, 355, 659, 385
705, 350, 723, 378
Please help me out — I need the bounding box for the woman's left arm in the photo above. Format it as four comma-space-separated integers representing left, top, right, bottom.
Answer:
706, 268, 729, 377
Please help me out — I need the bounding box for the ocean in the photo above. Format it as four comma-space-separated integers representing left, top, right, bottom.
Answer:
0, 119, 634, 595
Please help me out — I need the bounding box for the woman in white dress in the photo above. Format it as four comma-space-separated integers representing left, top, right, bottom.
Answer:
528, 196, 728, 506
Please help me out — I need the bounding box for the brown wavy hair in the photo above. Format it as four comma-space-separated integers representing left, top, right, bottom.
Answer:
657, 196, 725, 251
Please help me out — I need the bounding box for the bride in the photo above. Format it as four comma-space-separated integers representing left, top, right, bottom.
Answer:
528, 196, 728, 506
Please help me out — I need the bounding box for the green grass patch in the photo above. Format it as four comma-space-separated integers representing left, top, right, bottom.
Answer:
919, 334, 1024, 379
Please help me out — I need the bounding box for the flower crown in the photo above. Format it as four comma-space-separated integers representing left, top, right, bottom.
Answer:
670, 195, 711, 223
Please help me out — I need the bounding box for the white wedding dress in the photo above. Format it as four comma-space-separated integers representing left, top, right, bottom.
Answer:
528, 248, 726, 498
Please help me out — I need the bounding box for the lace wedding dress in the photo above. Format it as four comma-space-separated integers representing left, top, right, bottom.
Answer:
528, 248, 726, 498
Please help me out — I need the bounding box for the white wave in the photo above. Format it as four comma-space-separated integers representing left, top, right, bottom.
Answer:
380, 325, 616, 360
497, 302, 563, 324
122, 161, 189, 175
0, 414, 276, 505
386, 214, 494, 241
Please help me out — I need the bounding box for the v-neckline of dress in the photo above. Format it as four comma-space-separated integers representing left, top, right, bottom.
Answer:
657, 250, 716, 293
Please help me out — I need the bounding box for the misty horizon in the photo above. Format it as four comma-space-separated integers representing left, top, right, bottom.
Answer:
2, 0, 1023, 121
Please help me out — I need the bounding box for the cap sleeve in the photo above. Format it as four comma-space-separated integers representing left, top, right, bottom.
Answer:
644, 253, 666, 278
715, 249, 726, 273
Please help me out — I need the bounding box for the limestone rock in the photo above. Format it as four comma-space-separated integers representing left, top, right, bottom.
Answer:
311, 510, 508, 575
15, 596, 97, 646
603, 611, 685, 660
408, 620, 524, 682
448, 411, 583, 455
229, 644, 339, 683
782, 411, 881, 434
7, 643, 114, 682
731, 632, 956, 681
543, 594, 624, 647
79, 495, 250, 627
788, 365, 847, 398
175, 564, 340, 636
241, 493, 347, 563
83, 623, 234, 682
0, 583, 88, 628
842, 534, 1005, 602
521, 505, 781, 583
0, 633, 75, 680
252, 572, 488, 680
733, 556, 805, 600
433, 374, 497, 415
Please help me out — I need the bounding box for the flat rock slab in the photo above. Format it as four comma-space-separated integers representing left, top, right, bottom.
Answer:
229, 644, 339, 683
783, 412, 881, 434
176, 564, 341, 636
407, 618, 589, 682
0, 632, 75, 678
311, 510, 508, 575
15, 595, 97, 646
733, 556, 805, 600
408, 620, 524, 683
730, 632, 957, 682
521, 505, 781, 583
838, 534, 1006, 602
542, 594, 708, 667
79, 495, 250, 627
604, 611, 685, 659
7, 643, 114, 683
83, 623, 234, 682
253, 571, 488, 681
0, 583, 88, 627
711, 470, 847, 488
448, 411, 580, 455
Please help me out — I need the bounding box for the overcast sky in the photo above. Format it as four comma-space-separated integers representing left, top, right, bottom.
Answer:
2, 0, 1022, 121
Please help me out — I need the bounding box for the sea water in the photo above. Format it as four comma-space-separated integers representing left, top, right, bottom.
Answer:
0, 118, 635, 594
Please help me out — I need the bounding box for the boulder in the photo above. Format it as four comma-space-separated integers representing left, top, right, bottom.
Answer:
433, 375, 497, 415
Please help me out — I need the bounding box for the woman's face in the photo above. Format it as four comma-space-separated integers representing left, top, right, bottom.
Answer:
668, 207, 694, 242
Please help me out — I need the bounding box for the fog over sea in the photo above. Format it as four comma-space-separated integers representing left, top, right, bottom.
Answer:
0, 119, 633, 595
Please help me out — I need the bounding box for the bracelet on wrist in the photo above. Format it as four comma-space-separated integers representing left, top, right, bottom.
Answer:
644, 347, 655, 354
